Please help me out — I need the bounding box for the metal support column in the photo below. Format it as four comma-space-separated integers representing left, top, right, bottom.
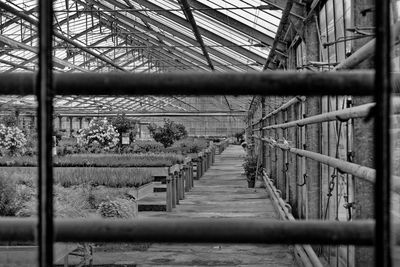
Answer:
374, 0, 393, 265
37, 0, 54, 266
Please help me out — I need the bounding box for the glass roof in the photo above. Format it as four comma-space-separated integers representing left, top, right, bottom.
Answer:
0, 0, 283, 114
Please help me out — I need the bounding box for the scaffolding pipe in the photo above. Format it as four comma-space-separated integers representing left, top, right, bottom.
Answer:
334, 21, 400, 71
262, 98, 400, 130
252, 96, 306, 127
0, 218, 398, 245
259, 137, 400, 194
262, 172, 324, 267
0, 71, 379, 96
252, 21, 400, 126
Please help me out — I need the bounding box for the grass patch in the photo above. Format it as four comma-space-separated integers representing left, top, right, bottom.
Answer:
0, 167, 153, 188
0, 153, 185, 167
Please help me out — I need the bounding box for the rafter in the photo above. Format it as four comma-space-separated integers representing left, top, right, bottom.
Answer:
178, 0, 214, 70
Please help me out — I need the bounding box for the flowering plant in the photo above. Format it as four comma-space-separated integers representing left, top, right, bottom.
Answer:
77, 118, 119, 150
0, 124, 27, 156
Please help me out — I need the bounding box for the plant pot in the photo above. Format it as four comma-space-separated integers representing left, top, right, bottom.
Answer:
247, 180, 255, 188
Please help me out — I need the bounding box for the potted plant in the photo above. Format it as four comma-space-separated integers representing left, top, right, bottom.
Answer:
242, 155, 261, 188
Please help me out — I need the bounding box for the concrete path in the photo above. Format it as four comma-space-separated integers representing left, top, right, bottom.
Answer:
90, 145, 296, 266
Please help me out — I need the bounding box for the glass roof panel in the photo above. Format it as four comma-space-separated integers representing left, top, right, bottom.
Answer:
0, 0, 282, 112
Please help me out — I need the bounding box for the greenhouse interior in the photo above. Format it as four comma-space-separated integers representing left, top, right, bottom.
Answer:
0, 0, 399, 266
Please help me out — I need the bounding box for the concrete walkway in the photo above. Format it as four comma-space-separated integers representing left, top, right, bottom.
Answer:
90, 145, 296, 266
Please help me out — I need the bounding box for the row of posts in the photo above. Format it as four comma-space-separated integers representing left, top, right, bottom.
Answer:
165, 145, 217, 212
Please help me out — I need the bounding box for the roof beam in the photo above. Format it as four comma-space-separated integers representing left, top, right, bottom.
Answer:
0, 58, 34, 71
263, 0, 296, 70
90, 0, 244, 71
105, 0, 266, 67
261, 0, 305, 20
178, 0, 214, 70
0, 34, 88, 72
187, 0, 285, 51
0, 1, 125, 71
52, 112, 247, 117
134, 0, 267, 65
73, 1, 211, 71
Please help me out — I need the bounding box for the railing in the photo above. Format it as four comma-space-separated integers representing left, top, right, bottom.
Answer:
0, 1, 394, 267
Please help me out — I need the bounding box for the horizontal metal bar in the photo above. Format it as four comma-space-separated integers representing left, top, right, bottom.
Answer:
262, 172, 323, 267
53, 112, 247, 117
252, 96, 305, 126
258, 137, 400, 193
262, 98, 400, 129
334, 21, 400, 71
0, 71, 376, 96
1, 218, 398, 245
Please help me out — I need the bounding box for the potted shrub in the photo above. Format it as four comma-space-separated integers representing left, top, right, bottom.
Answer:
242, 155, 261, 188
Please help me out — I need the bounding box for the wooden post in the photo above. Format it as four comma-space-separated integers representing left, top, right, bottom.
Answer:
184, 166, 190, 192
171, 174, 176, 208
181, 170, 185, 198
195, 160, 200, 180
166, 176, 172, 212
58, 116, 62, 130
69, 116, 73, 137
190, 162, 194, 187
175, 172, 180, 205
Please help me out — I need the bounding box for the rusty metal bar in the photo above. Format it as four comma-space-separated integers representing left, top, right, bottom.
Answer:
334, 21, 400, 71
374, 0, 393, 265
262, 172, 323, 267
252, 96, 306, 126
1, 218, 399, 245
37, 0, 54, 266
0, 71, 378, 96
261, 98, 400, 129
258, 136, 400, 194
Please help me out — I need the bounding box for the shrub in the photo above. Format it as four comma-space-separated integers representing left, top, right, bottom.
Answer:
77, 118, 119, 150
1, 114, 18, 127
0, 175, 18, 216
0, 124, 27, 156
132, 140, 165, 153
111, 114, 138, 144
97, 198, 137, 219
148, 119, 188, 148
242, 155, 262, 183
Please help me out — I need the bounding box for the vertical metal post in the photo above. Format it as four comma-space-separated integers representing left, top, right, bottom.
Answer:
261, 97, 266, 170
374, 0, 392, 266
37, 0, 54, 266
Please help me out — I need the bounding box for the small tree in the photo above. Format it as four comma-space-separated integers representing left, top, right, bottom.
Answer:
110, 113, 138, 145
148, 119, 188, 148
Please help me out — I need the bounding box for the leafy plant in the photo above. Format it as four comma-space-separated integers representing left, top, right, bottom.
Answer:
148, 119, 188, 148
110, 113, 138, 144
242, 155, 262, 183
97, 198, 137, 219
1, 114, 18, 127
0, 174, 18, 216
0, 124, 27, 156
77, 118, 119, 150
